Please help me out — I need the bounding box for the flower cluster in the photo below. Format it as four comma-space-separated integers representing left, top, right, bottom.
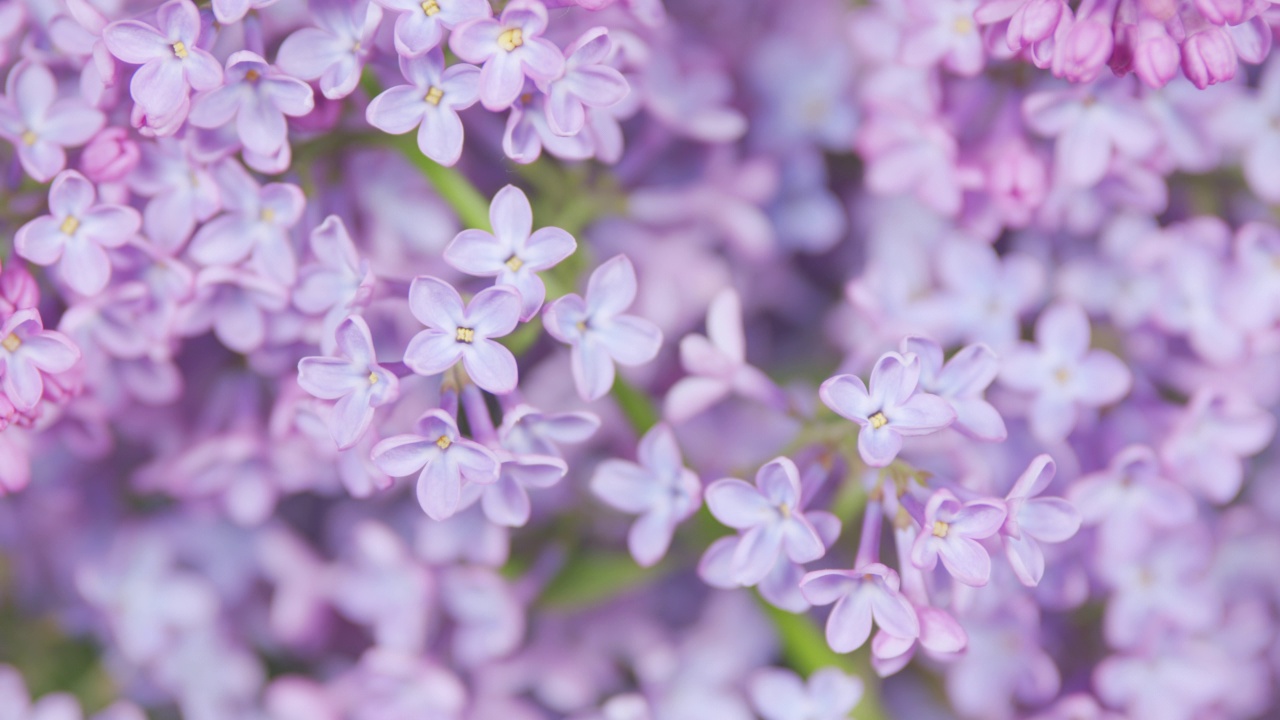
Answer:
0, 0, 1277, 718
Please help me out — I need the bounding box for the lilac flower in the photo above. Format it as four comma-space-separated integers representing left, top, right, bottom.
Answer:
449, 0, 566, 111
502, 91, 595, 165
819, 352, 956, 467
374, 0, 491, 57
901, 336, 1006, 442
188, 161, 305, 286
403, 277, 522, 394
443, 185, 576, 320
999, 302, 1132, 443
704, 457, 825, 585
910, 489, 1007, 587
297, 316, 399, 450
0, 61, 105, 182
0, 309, 80, 412
128, 137, 221, 252
102, 0, 223, 122
367, 49, 481, 167
665, 289, 787, 424
1070, 445, 1198, 557
482, 452, 567, 527
799, 564, 920, 653
212, 0, 276, 25
1160, 390, 1276, 503
590, 423, 701, 567
0, 665, 85, 720
498, 404, 600, 457
293, 216, 376, 350
15, 170, 141, 296
189, 52, 315, 158
749, 667, 864, 720
901, 0, 984, 76
276, 0, 383, 100
999, 455, 1081, 587
545, 28, 629, 137
1022, 81, 1158, 188
543, 255, 663, 401
80, 128, 140, 183
178, 266, 289, 353
371, 408, 500, 519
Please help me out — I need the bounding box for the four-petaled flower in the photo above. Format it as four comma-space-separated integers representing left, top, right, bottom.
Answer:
482, 453, 567, 527
297, 315, 400, 450
901, 335, 1006, 442
403, 276, 522, 394
544, 28, 630, 137
819, 352, 956, 467
371, 408, 500, 519
705, 457, 826, 585
449, 0, 565, 111
444, 184, 576, 320
102, 0, 223, 124
749, 667, 865, 720
277, 0, 383, 100
543, 255, 663, 402
367, 49, 482, 167
0, 309, 81, 411
999, 455, 1082, 587
15, 170, 141, 296
910, 489, 1007, 587
799, 564, 920, 653
0, 61, 105, 182
374, 0, 491, 57
188, 51, 315, 158
188, 161, 306, 286
590, 423, 701, 567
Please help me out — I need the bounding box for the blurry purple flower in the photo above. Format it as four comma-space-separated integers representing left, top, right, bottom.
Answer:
0, 665, 84, 720
545, 28, 629, 137
901, 0, 984, 76
449, 0, 565, 111
80, 128, 140, 183
1181, 27, 1237, 89
902, 336, 1006, 441
372, 408, 500, 519
800, 564, 919, 653
482, 452, 566, 527
48, 0, 117, 100
366, 49, 481, 166
749, 667, 864, 720
0, 60, 104, 182
374, 0, 491, 57
502, 91, 595, 165
329, 521, 432, 652
277, 0, 383, 100
15, 170, 141, 296
999, 455, 1081, 586
444, 185, 576, 320
1100, 530, 1219, 649
212, 0, 276, 25
999, 302, 1131, 443
297, 316, 399, 450
590, 423, 700, 567
910, 488, 1007, 587
128, 137, 221, 252
704, 457, 825, 585
1022, 82, 1158, 188
440, 567, 524, 668
926, 241, 1043, 350
403, 276, 522, 394
188, 161, 305, 286
344, 647, 467, 718
665, 289, 787, 424
498, 403, 600, 457
102, 0, 223, 122
819, 352, 955, 467
1070, 445, 1197, 557
1160, 390, 1275, 503
294, 216, 376, 350
0, 309, 81, 411
189, 51, 315, 157
178, 266, 289, 353
543, 255, 663, 401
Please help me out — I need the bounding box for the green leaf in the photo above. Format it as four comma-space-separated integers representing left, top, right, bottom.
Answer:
611, 375, 660, 434
538, 551, 662, 609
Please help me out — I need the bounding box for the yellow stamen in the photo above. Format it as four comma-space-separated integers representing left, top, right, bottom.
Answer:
455, 327, 475, 343
422, 0, 440, 15
245, 69, 261, 82
505, 255, 523, 272
368, 371, 379, 385
436, 435, 452, 450
932, 520, 950, 538
953, 16, 973, 34
498, 28, 524, 52
20, 130, 36, 146
425, 86, 444, 105
869, 411, 888, 429
172, 41, 188, 59
60, 216, 80, 235
1, 334, 19, 352
1054, 367, 1071, 385
779, 502, 791, 519
260, 208, 276, 223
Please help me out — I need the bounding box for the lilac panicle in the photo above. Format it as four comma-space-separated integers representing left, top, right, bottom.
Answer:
543, 255, 663, 401
371, 408, 500, 519
403, 276, 522, 394
819, 352, 956, 467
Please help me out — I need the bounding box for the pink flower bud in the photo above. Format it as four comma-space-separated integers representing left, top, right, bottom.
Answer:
1180, 27, 1237, 88
1007, 0, 1065, 51
0, 263, 39, 314
1193, 0, 1245, 26
1132, 21, 1180, 88
1052, 17, 1114, 82
79, 127, 140, 183
987, 141, 1048, 227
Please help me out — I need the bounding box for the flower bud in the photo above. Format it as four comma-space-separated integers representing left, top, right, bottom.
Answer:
0, 262, 39, 314
1193, 0, 1245, 26
79, 127, 140, 183
1180, 27, 1237, 88
1007, 0, 1065, 51
1052, 17, 1114, 82
1133, 21, 1180, 88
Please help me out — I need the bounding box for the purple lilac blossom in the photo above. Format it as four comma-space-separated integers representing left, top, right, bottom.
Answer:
365, 49, 481, 167
402, 276, 522, 394
448, 0, 565, 111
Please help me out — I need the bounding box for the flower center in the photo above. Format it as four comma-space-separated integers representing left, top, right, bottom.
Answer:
778, 502, 792, 519
869, 411, 888, 429
60, 216, 80, 235
1, 334, 19, 352
425, 86, 444, 105
20, 130, 36, 146
932, 520, 950, 538
368, 371, 379, 385
498, 28, 524, 52
1054, 367, 1072, 385
505, 255, 523, 272
455, 327, 475, 343
260, 207, 276, 223
422, 0, 441, 14
436, 435, 452, 450
172, 41, 188, 59
952, 15, 973, 34
245, 69, 261, 83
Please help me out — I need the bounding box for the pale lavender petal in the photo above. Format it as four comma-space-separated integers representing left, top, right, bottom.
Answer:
858, 425, 902, 467
297, 357, 365, 399
489, 184, 532, 249
592, 458, 660, 513
732, 522, 784, 585
61, 236, 112, 295
403, 329, 463, 376
819, 374, 874, 423
705, 478, 773, 529
887, 393, 955, 435
418, 105, 465, 165
1020, 498, 1081, 543
628, 511, 675, 567
408, 275, 465, 328
571, 336, 615, 401
937, 536, 993, 586
594, 315, 661, 366
418, 454, 463, 519
826, 590, 874, 653
462, 340, 518, 394
585, 255, 637, 319
366, 85, 427, 134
